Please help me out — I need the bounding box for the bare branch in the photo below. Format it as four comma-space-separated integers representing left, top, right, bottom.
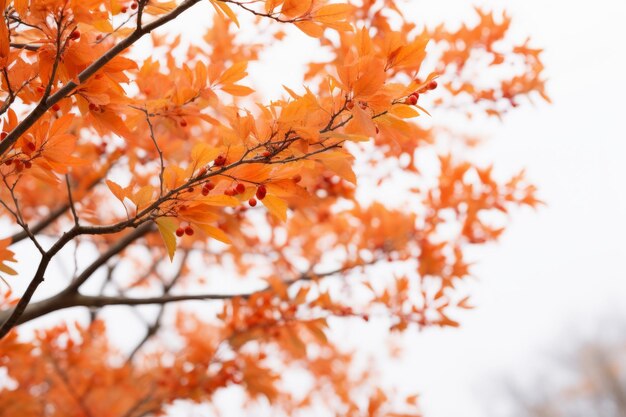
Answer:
0, 222, 153, 338
65, 175, 80, 226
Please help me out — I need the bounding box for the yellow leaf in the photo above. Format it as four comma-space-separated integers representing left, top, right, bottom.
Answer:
217, 61, 248, 85
305, 318, 328, 344
155, 217, 177, 261
265, 0, 283, 14
199, 195, 240, 206
390, 104, 420, 118
312, 4, 353, 23
320, 131, 369, 142
353, 57, 385, 98
220, 84, 255, 96
132, 185, 155, 211
144, 0, 177, 15
106, 180, 127, 203
195, 224, 231, 244
315, 150, 357, 184
262, 195, 288, 221
191, 142, 219, 167
0, 238, 17, 276
281, 0, 312, 18
267, 275, 288, 299
0, 264, 16, 275
348, 104, 377, 138
294, 21, 324, 38
212, 0, 240, 27
415, 104, 432, 117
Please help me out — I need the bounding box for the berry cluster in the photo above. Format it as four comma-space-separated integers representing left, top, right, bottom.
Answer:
175, 225, 194, 237
403, 80, 438, 105
201, 181, 215, 196
120, 1, 138, 13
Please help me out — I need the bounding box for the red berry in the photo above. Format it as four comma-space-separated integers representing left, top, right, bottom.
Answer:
187, 187, 194, 193
428, 80, 438, 90
175, 227, 184, 237
255, 184, 267, 200
4, 159, 13, 166
180, 120, 187, 127
51, 103, 60, 111
346, 100, 354, 110
24, 161, 32, 169
36, 86, 45, 93
201, 187, 210, 196
235, 183, 245, 194
184, 226, 194, 236
121, 6, 128, 12
96, 34, 103, 41
213, 155, 226, 167
248, 198, 257, 207
0, 131, 7, 140
224, 188, 235, 196
262, 150, 271, 158
205, 181, 215, 190
292, 174, 302, 183
130, 2, 138, 9
26, 142, 36, 151
69, 30, 80, 40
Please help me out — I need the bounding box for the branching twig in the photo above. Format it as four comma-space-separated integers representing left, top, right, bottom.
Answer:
65, 175, 80, 226
0, 0, 205, 157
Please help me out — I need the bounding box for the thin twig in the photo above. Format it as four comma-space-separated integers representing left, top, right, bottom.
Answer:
65, 174, 80, 226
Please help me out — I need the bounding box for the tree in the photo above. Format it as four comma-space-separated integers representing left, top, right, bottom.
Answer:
0, 0, 547, 415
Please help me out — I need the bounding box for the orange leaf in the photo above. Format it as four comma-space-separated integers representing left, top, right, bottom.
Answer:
262, 194, 288, 221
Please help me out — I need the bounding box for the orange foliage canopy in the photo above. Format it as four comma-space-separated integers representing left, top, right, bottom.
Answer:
0, 0, 547, 415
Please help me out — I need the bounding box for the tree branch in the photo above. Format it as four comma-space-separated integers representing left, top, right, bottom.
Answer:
0, 222, 153, 338
64, 222, 154, 294
1, 259, 381, 328
0, 0, 204, 157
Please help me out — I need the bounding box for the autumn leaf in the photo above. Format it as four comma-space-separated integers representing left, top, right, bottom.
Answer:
0, 239, 17, 276
155, 217, 178, 261
262, 194, 288, 221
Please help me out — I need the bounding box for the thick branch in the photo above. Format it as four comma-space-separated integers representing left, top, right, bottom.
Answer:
63, 222, 153, 294
1, 260, 380, 327
0, 222, 153, 337
9, 203, 69, 244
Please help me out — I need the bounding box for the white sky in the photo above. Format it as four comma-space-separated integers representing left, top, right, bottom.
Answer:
393, 1, 626, 416
4, 0, 626, 416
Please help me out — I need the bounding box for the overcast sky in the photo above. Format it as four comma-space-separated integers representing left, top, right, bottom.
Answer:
395, 1, 626, 415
